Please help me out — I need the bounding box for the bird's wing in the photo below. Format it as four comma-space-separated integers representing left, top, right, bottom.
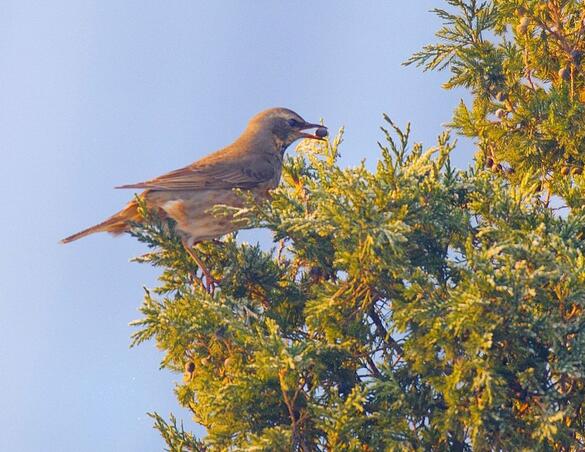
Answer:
116, 152, 277, 191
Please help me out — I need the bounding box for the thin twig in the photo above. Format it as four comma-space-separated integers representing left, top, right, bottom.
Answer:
368, 306, 404, 355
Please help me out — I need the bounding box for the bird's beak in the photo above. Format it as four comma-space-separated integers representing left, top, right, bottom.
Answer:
299, 122, 327, 140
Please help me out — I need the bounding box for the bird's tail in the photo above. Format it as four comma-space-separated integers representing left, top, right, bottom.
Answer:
60, 201, 140, 244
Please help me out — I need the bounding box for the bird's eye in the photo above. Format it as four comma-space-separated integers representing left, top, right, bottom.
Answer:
287, 118, 300, 127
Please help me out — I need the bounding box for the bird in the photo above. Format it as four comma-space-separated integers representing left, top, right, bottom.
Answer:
61, 107, 327, 284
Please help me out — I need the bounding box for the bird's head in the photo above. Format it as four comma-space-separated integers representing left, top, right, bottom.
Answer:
248, 107, 327, 151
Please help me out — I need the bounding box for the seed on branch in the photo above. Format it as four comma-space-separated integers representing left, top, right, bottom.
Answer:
571, 50, 583, 65
561, 166, 570, 176
495, 109, 507, 119
516, 16, 530, 34
495, 92, 508, 102
224, 356, 236, 369
516, 6, 527, 17
514, 260, 526, 270
572, 167, 583, 175
558, 66, 571, 81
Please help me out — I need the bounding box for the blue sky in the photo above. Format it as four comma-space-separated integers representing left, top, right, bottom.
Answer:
0, 1, 471, 450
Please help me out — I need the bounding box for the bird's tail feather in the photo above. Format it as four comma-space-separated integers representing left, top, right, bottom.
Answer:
60, 201, 140, 244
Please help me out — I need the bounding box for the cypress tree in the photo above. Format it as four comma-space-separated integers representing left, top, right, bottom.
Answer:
131, 1, 585, 449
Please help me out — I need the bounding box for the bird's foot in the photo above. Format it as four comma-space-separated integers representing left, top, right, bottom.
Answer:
182, 241, 220, 295
201, 269, 221, 295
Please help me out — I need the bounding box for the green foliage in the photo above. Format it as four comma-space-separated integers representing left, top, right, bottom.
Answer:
406, 0, 585, 206
128, 1, 585, 450
150, 412, 205, 451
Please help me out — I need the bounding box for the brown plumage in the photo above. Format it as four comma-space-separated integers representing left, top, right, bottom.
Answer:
61, 108, 326, 246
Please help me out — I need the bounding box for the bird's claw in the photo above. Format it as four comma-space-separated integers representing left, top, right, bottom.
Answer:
182, 241, 220, 295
